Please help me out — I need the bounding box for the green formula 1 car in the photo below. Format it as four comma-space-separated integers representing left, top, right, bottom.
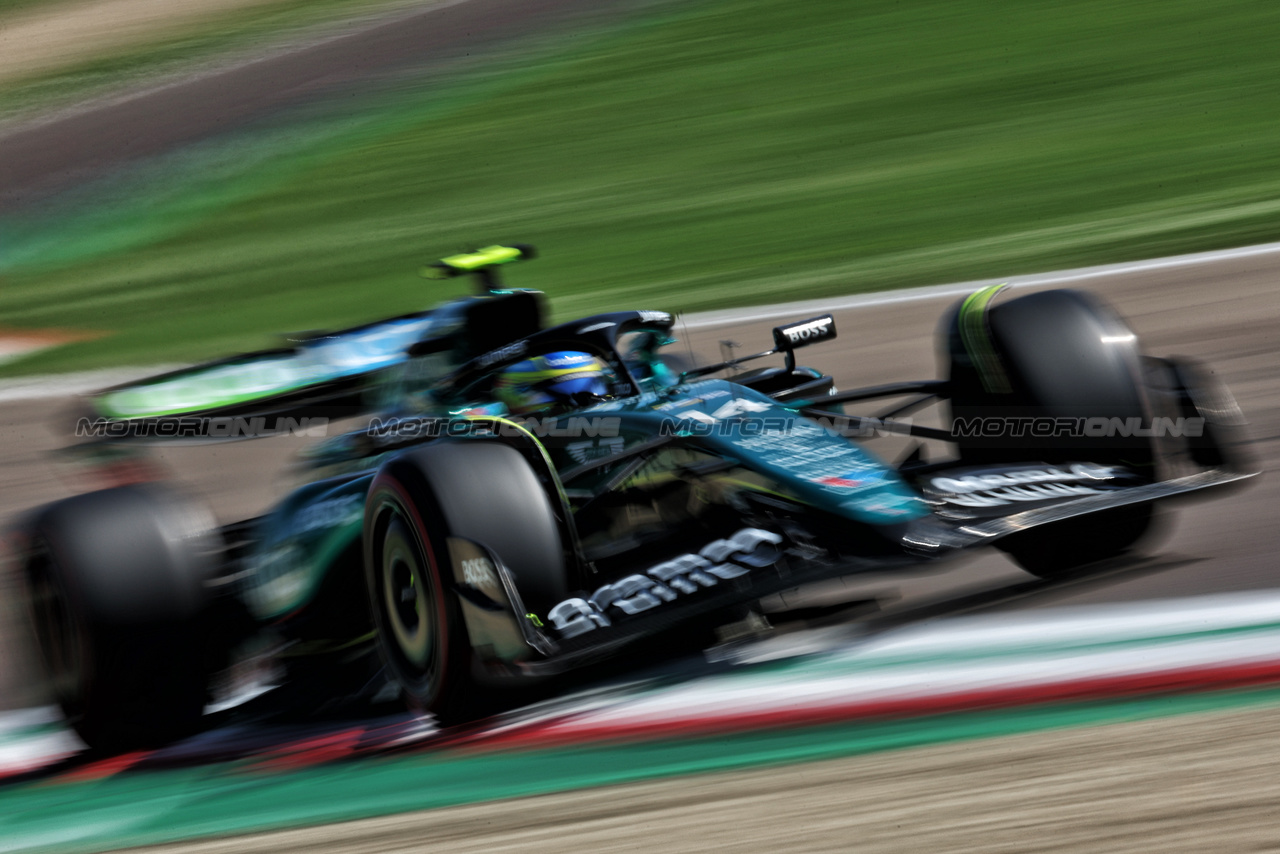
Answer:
10, 245, 1255, 750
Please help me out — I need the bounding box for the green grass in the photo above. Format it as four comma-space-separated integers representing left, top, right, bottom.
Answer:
3, 0, 1280, 375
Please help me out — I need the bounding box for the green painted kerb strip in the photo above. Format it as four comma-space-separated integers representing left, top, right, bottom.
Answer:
958, 284, 1012, 394
3, 686, 1280, 854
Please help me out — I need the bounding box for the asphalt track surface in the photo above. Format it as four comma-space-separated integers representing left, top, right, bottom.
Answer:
1, 0, 1278, 848
0, 250, 1276, 851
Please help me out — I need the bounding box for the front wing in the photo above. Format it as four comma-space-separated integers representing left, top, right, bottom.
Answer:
448, 466, 1255, 676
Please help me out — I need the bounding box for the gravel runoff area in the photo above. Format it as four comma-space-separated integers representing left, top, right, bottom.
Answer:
117, 703, 1280, 854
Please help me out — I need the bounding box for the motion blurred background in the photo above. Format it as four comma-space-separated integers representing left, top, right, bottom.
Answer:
2, 0, 1279, 375
2, 1, 1279, 850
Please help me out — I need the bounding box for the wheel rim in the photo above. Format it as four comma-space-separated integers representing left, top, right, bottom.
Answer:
380, 516, 438, 677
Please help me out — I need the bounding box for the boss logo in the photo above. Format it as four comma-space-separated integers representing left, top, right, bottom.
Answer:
773, 315, 836, 349
461, 557, 499, 590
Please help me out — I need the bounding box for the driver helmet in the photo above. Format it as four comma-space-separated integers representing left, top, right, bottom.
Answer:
493, 351, 612, 415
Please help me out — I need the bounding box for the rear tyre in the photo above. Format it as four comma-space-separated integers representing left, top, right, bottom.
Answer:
364, 441, 568, 723
20, 484, 219, 751
942, 289, 1158, 578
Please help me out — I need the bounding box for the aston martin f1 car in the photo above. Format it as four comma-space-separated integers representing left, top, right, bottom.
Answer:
12, 245, 1256, 749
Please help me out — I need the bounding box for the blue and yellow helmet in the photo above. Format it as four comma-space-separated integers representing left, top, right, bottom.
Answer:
493, 351, 612, 415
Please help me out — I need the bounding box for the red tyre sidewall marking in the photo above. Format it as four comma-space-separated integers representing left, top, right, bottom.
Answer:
368, 472, 452, 703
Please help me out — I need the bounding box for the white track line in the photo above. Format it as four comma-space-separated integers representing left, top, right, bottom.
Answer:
680, 240, 1280, 328
485, 589, 1280, 741
4, 240, 1279, 402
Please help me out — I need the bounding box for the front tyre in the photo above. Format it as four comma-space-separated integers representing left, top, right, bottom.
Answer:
942, 289, 1158, 577
364, 441, 569, 723
999, 504, 1155, 580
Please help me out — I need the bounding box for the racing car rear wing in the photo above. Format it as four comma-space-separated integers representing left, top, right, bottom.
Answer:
72, 311, 439, 443
71, 246, 542, 443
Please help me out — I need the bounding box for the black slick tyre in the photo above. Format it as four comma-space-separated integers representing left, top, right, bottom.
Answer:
942, 289, 1158, 578
19, 484, 219, 751
363, 441, 568, 723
